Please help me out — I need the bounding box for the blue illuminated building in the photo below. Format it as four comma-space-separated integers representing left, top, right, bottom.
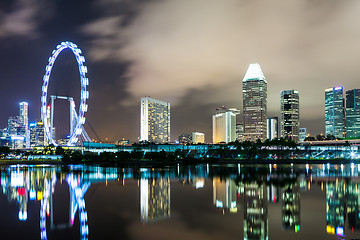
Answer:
346, 89, 360, 138
325, 87, 345, 139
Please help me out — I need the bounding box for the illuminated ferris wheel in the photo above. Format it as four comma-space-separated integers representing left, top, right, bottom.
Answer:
41, 41, 90, 146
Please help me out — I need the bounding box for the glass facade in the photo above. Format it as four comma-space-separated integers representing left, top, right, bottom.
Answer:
212, 107, 239, 143
346, 89, 360, 138
325, 87, 344, 139
299, 128, 307, 142
140, 97, 170, 144
243, 63, 267, 141
267, 117, 278, 140
280, 90, 299, 141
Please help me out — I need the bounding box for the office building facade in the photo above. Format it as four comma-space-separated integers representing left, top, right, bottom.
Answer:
140, 97, 170, 144
299, 128, 307, 142
212, 107, 239, 144
346, 89, 360, 138
179, 134, 192, 144
236, 123, 244, 142
192, 132, 205, 144
280, 90, 300, 141
325, 87, 345, 139
267, 117, 278, 140
243, 63, 267, 141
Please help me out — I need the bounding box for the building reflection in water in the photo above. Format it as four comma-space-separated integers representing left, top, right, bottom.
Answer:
326, 180, 360, 237
3, 164, 360, 239
281, 182, 300, 232
0, 165, 119, 240
243, 182, 268, 240
213, 177, 237, 213
140, 177, 171, 223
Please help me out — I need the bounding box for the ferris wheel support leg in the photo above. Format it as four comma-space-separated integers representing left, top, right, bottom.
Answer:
50, 96, 55, 142
70, 100, 74, 136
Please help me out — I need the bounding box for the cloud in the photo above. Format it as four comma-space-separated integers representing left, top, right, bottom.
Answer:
82, 0, 360, 134
0, 0, 52, 39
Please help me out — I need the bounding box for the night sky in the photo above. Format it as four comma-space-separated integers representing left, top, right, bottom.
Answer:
1, 0, 360, 142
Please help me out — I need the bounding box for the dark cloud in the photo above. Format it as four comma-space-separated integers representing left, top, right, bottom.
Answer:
0, 0, 53, 39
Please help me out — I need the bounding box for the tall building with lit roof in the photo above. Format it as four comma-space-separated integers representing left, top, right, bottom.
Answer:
140, 97, 170, 143
325, 87, 344, 138
346, 89, 360, 138
243, 63, 267, 141
19, 102, 29, 147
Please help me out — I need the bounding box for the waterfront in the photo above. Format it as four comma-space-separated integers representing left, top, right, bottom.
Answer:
1, 163, 360, 240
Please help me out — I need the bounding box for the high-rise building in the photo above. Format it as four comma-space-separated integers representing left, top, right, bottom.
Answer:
213, 178, 237, 213
325, 87, 345, 139
8, 116, 21, 136
346, 89, 360, 138
212, 107, 239, 144
280, 90, 300, 141
29, 123, 37, 147
140, 178, 170, 223
267, 117, 278, 140
236, 123, 244, 142
29, 122, 45, 147
192, 132, 205, 144
299, 128, 307, 142
19, 102, 29, 147
243, 63, 267, 141
140, 97, 170, 144
35, 121, 45, 146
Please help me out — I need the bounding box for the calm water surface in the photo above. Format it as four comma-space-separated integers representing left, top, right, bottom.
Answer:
0, 163, 359, 240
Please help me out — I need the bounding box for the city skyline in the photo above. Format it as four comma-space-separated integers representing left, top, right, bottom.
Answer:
1, 1, 360, 142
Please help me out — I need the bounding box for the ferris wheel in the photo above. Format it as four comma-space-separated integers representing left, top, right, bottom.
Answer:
41, 41, 89, 146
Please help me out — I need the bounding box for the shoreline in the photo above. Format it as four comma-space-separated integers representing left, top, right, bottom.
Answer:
0, 158, 358, 166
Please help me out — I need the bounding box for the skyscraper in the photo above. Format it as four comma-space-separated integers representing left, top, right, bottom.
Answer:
212, 107, 239, 143
19, 102, 29, 147
346, 89, 360, 138
236, 123, 244, 142
267, 117, 278, 140
35, 121, 45, 146
280, 90, 300, 141
29, 123, 37, 147
325, 87, 345, 139
243, 63, 267, 141
140, 97, 170, 144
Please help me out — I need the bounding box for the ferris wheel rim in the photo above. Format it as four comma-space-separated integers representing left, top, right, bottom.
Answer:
41, 41, 89, 147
